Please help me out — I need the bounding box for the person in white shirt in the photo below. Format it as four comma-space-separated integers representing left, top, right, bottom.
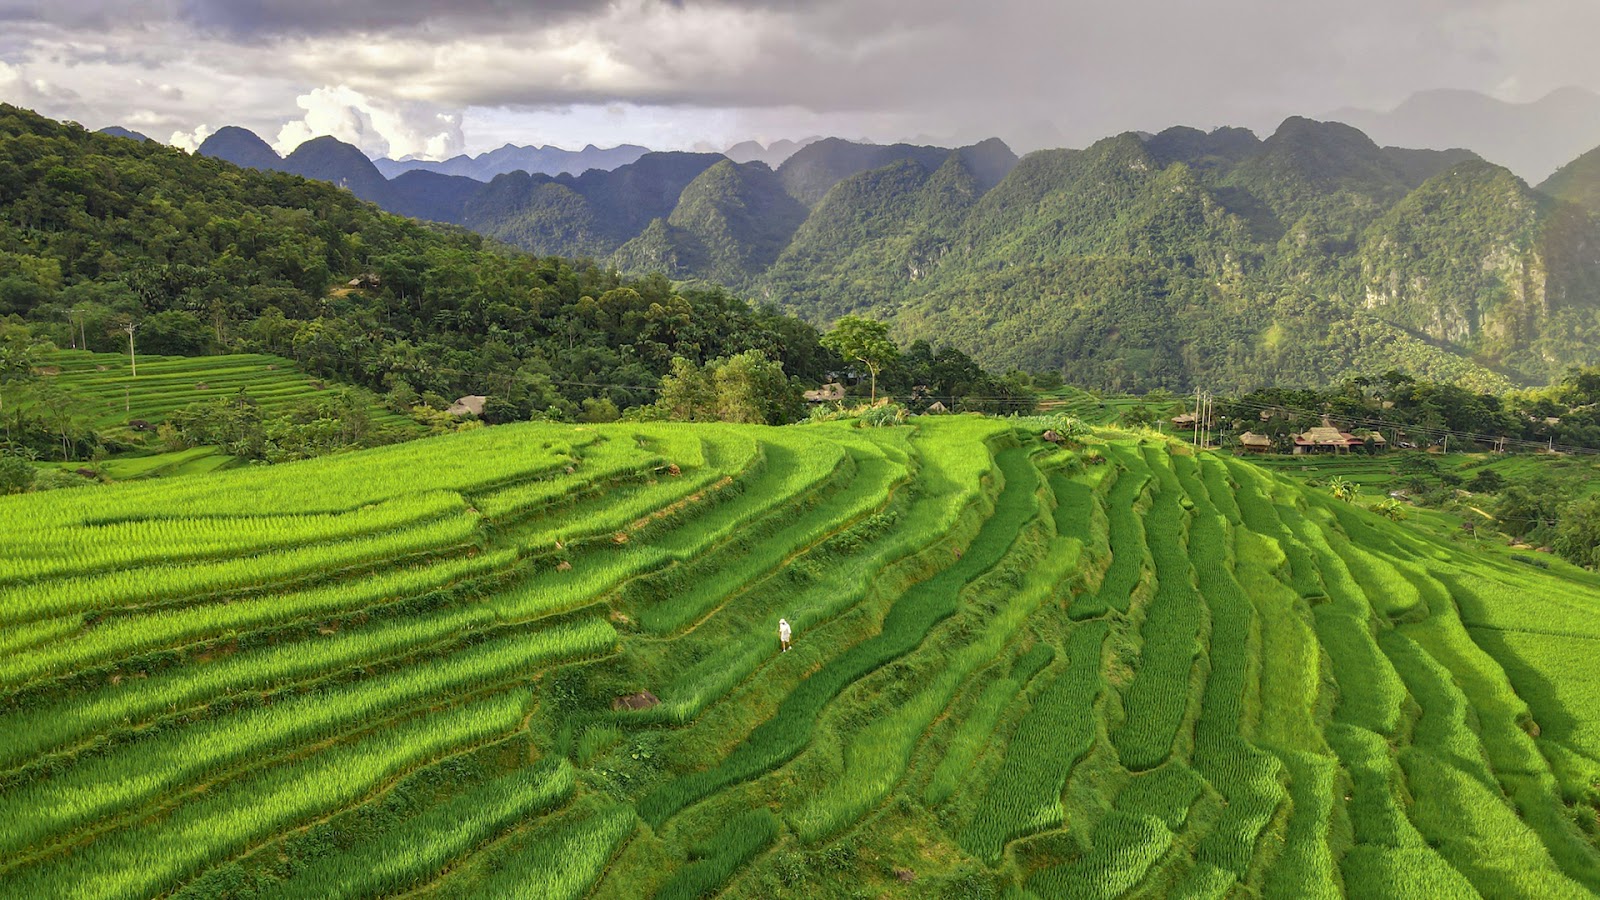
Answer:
779, 618, 792, 652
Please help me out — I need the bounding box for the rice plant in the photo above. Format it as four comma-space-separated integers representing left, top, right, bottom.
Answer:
255, 760, 578, 899
463, 805, 638, 900
1110, 447, 1202, 771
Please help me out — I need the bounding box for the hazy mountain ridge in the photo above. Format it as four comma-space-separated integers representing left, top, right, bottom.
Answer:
723, 137, 819, 168
373, 142, 651, 181
1331, 87, 1600, 184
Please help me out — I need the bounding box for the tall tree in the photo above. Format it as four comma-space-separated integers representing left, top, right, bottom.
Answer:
823, 315, 898, 404
657, 357, 716, 422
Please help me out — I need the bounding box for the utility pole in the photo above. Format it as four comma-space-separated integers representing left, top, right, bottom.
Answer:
1193, 388, 1201, 450
123, 322, 139, 378
1192, 389, 1212, 450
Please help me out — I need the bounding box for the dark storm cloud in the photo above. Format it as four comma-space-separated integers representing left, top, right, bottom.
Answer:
312, 0, 1554, 141
176, 0, 595, 36
2, 0, 1598, 159
172, 0, 788, 38
0, 0, 161, 28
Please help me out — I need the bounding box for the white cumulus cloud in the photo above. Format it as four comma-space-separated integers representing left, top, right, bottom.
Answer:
169, 124, 214, 153
273, 85, 464, 160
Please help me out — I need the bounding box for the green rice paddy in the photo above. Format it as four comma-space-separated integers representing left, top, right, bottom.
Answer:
1, 416, 1597, 897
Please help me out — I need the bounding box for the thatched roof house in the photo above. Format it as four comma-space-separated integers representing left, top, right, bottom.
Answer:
1293, 426, 1385, 454
1238, 431, 1273, 453
803, 382, 846, 403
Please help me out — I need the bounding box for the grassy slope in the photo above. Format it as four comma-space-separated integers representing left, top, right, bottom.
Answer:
0, 418, 1596, 898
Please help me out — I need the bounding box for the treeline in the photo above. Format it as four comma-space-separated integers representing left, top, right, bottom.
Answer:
1201, 368, 1600, 452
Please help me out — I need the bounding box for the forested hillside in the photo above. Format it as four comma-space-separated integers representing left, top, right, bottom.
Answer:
0, 105, 835, 427
760, 119, 1600, 391
196, 114, 1600, 393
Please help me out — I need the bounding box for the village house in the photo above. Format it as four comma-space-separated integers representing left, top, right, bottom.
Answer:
1292, 426, 1386, 455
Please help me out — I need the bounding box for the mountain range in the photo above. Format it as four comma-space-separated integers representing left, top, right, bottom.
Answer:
186, 115, 1600, 392
723, 137, 819, 169
1330, 87, 1600, 184
372, 143, 652, 181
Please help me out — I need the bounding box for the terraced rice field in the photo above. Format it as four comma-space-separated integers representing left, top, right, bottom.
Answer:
1037, 388, 1156, 426
37, 349, 414, 430
2, 417, 1598, 897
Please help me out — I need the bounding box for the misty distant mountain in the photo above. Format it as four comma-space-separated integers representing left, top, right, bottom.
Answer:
1330, 87, 1600, 183
723, 137, 818, 168
197, 126, 284, 172
1379, 146, 1483, 187
776, 137, 1019, 206
373, 143, 651, 182
97, 126, 153, 143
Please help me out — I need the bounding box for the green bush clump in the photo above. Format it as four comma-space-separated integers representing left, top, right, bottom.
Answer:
859, 403, 908, 428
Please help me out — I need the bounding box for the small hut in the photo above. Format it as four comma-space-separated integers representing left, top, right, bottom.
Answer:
925, 400, 949, 415
1171, 413, 1198, 430
1237, 432, 1273, 454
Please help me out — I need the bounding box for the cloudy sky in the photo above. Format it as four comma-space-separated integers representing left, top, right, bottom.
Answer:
1, 0, 1598, 160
